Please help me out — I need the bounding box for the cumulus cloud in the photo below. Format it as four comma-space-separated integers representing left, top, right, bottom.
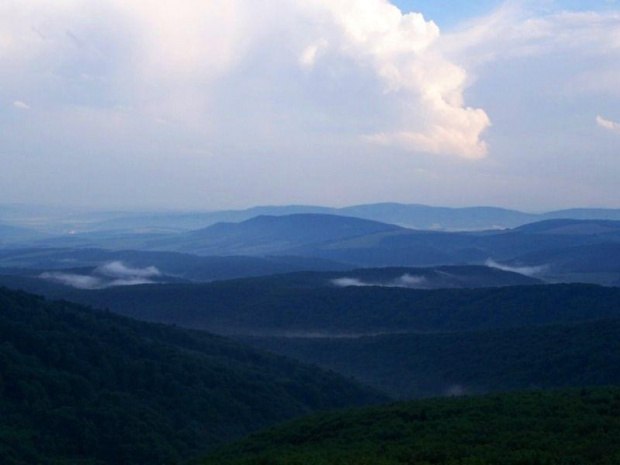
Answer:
296, 1, 491, 158
597, 115, 620, 134
3, 1, 620, 209
434, 3, 620, 157
40, 261, 162, 289
0, 0, 489, 159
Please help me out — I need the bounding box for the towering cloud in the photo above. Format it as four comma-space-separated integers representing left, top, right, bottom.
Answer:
2, 1, 620, 210
295, 0, 491, 158
0, 0, 489, 159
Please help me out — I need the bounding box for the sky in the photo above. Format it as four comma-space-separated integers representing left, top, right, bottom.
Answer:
1, 0, 619, 212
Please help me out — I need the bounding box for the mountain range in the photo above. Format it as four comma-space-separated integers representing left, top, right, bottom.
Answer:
4, 215, 620, 286
4, 202, 620, 238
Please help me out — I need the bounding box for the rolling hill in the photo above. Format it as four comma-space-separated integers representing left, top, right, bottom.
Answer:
202, 388, 620, 464
6, 214, 620, 286
129, 218, 620, 285
0, 287, 385, 464
296, 219, 620, 269
0, 248, 350, 282
1, 276, 619, 336
4, 203, 620, 239
0, 224, 42, 244
183, 265, 543, 290
143, 214, 405, 256
499, 243, 620, 286
337, 203, 539, 230
242, 317, 620, 399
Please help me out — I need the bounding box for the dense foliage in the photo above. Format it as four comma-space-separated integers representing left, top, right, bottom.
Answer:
202, 388, 620, 464
9, 281, 620, 335
244, 318, 620, 398
0, 287, 385, 464
202, 266, 542, 289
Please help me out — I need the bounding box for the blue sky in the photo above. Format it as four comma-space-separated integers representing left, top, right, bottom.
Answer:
393, 0, 504, 27
394, 1, 619, 28
1, 0, 620, 211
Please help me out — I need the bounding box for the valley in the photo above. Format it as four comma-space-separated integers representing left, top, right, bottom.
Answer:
2, 204, 620, 464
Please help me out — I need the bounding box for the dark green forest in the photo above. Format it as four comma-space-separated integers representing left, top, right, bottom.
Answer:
202, 388, 620, 464
23, 281, 620, 335
0, 287, 385, 464
243, 318, 620, 398
3, 269, 620, 463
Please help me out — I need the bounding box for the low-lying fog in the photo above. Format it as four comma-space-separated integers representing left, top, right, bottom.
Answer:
41, 261, 162, 290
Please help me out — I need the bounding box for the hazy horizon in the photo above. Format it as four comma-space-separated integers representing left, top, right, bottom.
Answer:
2, 199, 620, 216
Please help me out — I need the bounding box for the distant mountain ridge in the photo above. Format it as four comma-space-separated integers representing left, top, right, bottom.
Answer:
6, 217, 620, 286
138, 216, 620, 279
147, 214, 404, 256
4, 202, 620, 236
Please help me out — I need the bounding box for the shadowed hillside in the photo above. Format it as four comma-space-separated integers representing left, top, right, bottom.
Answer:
0, 277, 619, 336
202, 388, 620, 464
243, 318, 620, 398
0, 287, 385, 464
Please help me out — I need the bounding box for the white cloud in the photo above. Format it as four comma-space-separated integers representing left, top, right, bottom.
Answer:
331, 277, 368, 287
40, 262, 162, 289
0, 0, 490, 159
297, 1, 491, 158
441, 5, 620, 76
40, 272, 103, 290
486, 259, 547, 277
96, 261, 161, 279
12, 100, 29, 110
597, 115, 620, 133
3, 1, 620, 209
331, 273, 427, 288
435, 3, 620, 154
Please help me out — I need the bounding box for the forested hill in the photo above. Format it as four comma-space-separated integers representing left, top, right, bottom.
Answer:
11, 281, 620, 336
0, 287, 386, 464
202, 388, 620, 464
243, 317, 620, 399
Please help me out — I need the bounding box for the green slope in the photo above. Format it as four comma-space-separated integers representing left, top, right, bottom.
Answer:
11, 282, 620, 336
242, 318, 620, 399
202, 388, 620, 465
0, 287, 386, 464
1, 275, 620, 335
